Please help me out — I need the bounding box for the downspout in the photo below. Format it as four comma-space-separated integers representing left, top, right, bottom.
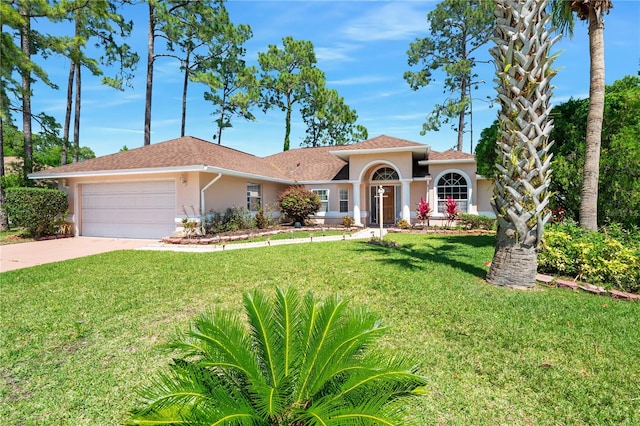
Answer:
201, 172, 222, 221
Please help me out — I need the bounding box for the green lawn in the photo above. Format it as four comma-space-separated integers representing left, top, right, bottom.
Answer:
1, 234, 638, 425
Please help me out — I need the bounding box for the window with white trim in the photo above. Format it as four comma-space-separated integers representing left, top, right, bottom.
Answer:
339, 189, 349, 213
437, 172, 468, 213
312, 189, 329, 212
247, 183, 261, 211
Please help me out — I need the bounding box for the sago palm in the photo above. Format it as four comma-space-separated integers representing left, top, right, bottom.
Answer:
127, 287, 427, 425
486, 0, 559, 288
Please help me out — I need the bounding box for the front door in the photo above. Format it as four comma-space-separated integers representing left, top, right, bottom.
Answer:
382, 186, 395, 224
372, 185, 395, 225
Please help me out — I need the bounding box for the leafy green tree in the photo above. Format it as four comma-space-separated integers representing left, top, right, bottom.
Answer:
166, 0, 230, 138
192, 10, 258, 144
6, 0, 63, 178
143, 0, 221, 145
300, 85, 368, 147
477, 76, 640, 229
405, 0, 494, 152
486, 0, 558, 288
128, 287, 427, 425
551, 0, 613, 230
258, 36, 324, 151
58, 0, 138, 164
473, 121, 498, 177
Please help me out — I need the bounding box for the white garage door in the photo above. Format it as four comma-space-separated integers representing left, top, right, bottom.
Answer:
81, 180, 176, 238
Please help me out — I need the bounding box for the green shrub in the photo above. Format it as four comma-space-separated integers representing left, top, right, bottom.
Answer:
458, 213, 496, 230
254, 209, 267, 229
342, 215, 355, 228
203, 206, 254, 234
4, 187, 68, 237
538, 222, 640, 293
396, 218, 411, 229
278, 185, 321, 224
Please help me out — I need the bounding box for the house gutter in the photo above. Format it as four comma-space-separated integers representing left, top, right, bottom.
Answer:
201, 172, 223, 216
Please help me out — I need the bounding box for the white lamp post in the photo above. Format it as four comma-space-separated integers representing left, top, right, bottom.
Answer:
377, 185, 385, 239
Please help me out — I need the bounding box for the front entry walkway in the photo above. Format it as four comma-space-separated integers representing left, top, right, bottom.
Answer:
1, 229, 388, 272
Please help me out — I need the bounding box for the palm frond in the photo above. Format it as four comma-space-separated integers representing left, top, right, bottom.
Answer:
244, 289, 280, 386
296, 292, 348, 401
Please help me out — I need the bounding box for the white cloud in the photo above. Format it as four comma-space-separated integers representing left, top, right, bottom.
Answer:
315, 43, 360, 62
341, 2, 430, 43
328, 75, 392, 86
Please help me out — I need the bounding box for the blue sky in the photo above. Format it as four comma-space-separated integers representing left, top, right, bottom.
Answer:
27, 0, 640, 158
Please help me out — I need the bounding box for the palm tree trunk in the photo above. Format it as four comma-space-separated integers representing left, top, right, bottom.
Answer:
487, 0, 557, 289
487, 226, 538, 288
579, 6, 605, 231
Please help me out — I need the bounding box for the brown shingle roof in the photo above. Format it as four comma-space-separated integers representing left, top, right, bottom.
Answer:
429, 149, 476, 161
30, 136, 291, 181
30, 135, 472, 182
265, 146, 347, 181
337, 135, 427, 150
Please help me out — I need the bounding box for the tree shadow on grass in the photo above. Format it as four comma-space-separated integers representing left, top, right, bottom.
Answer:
353, 234, 495, 279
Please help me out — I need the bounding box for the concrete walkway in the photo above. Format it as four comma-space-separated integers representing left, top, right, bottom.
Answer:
0, 228, 386, 272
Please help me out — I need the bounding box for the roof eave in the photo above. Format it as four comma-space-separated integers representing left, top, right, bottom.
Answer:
330, 146, 429, 161
418, 158, 476, 166
202, 166, 294, 184
28, 164, 295, 184
28, 165, 210, 179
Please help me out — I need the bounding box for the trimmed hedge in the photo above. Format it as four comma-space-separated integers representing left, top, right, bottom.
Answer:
4, 187, 68, 237
538, 222, 640, 294
457, 213, 496, 230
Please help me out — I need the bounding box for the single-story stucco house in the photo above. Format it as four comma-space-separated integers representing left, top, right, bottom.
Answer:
29, 135, 494, 239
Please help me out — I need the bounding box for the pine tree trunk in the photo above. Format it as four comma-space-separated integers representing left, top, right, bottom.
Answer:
144, 3, 155, 146
0, 116, 10, 231
579, 6, 605, 231
62, 61, 75, 165
180, 48, 191, 138
73, 62, 81, 163
284, 97, 292, 151
19, 3, 33, 178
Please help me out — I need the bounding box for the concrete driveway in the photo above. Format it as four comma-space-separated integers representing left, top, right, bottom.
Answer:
0, 237, 156, 272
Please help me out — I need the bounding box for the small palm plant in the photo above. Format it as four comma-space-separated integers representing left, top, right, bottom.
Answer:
128, 287, 427, 425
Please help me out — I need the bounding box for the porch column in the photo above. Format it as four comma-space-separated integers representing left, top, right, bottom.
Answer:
401, 180, 411, 222
352, 182, 362, 226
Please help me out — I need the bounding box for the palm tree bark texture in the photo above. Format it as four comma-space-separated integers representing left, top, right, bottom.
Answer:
487, 0, 559, 288
577, 0, 611, 231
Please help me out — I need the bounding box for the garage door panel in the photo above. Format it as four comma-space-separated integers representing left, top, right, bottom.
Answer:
81, 180, 176, 238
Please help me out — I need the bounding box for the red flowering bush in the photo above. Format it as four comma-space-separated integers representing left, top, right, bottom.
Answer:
444, 197, 458, 228
416, 197, 432, 227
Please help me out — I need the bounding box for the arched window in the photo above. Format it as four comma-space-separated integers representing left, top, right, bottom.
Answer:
437, 172, 468, 213
372, 167, 399, 181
